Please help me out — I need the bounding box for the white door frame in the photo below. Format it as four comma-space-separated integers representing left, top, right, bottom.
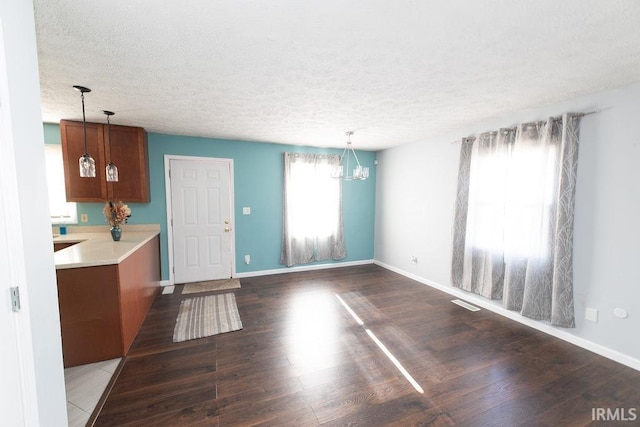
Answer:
0, 22, 41, 424
164, 154, 236, 285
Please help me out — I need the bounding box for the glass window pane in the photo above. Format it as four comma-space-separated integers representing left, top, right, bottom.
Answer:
44, 144, 77, 224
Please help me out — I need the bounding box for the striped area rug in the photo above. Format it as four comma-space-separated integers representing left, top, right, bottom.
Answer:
173, 293, 243, 342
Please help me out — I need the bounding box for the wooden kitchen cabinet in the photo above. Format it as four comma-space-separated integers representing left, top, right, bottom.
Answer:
53, 242, 78, 252
60, 120, 106, 202
60, 120, 150, 203
56, 235, 160, 367
106, 123, 150, 202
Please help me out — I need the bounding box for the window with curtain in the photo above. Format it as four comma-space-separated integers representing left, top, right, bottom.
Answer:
44, 144, 77, 224
280, 152, 347, 267
451, 114, 581, 327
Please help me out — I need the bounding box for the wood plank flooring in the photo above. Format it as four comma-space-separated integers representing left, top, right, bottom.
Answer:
94, 265, 640, 426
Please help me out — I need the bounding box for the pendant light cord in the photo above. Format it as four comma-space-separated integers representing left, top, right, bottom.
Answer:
81, 91, 88, 155
107, 114, 112, 162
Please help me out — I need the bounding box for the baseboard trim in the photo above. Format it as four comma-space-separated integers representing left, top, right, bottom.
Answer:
373, 260, 640, 372
235, 259, 374, 279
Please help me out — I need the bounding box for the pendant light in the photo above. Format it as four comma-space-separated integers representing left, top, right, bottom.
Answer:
73, 85, 96, 177
333, 131, 369, 180
103, 110, 118, 182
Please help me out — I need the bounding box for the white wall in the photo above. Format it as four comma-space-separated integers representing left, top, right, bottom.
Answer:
375, 81, 640, 367
0, 0, 68, 424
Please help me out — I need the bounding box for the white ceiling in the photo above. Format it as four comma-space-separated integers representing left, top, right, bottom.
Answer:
34, 0, 640, 151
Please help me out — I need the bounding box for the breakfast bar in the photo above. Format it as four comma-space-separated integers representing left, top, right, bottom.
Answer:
54, 225, 161, 367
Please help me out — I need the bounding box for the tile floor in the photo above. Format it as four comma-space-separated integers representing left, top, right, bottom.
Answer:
64, 288, 174, 426
64, 358, 120, 427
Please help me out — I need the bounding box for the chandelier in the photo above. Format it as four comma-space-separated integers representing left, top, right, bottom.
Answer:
333, 131, 369, 180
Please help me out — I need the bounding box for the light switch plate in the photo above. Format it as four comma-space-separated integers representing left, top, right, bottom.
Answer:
242, 207, 251, 215
585, 307, 598, 322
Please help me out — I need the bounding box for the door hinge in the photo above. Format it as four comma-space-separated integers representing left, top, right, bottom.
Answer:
10, 287, 21, 312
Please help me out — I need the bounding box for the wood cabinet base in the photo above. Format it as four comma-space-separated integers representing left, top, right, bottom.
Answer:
56, 236, 160, 367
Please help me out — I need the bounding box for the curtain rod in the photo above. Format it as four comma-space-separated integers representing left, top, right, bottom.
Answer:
451, 108, 607, 143
580, 107, 611, 117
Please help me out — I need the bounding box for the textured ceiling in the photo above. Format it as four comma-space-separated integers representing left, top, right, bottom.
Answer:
34, 0, 640, 150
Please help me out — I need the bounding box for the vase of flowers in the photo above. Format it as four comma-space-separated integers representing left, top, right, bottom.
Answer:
103, 201, 131, 241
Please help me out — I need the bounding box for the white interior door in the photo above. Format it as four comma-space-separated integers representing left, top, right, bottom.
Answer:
170, 158, 233, 283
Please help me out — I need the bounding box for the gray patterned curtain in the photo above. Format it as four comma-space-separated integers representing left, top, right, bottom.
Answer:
281, 152, 347, 267
451, 113, 581, 327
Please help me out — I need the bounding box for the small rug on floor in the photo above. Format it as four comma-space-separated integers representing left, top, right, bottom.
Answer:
182, 278, 241, 294
173, 293, 243, 342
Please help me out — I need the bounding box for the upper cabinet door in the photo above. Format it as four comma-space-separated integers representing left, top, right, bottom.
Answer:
60, 120, 107, 202
60, 120, 150, 203
105, 124, 150, 203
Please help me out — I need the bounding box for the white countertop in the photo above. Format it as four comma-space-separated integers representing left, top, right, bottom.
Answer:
53, 225, 160, 270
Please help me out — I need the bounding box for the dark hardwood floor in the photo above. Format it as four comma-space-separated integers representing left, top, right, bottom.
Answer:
94, 265, 640, 426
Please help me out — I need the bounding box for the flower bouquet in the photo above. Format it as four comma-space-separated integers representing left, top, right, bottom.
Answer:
103, 201, 131, 241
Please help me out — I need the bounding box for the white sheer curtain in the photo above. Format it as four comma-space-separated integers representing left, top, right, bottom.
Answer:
281, 153, 347, 267
452, 114, 581, 327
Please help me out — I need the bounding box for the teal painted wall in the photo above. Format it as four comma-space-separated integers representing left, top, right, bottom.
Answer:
44, 123, 61, 144
44, 123, 376, 280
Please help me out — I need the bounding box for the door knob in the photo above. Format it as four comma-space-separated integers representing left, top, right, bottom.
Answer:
225, 220, 229, 224
224, 227, 231, 232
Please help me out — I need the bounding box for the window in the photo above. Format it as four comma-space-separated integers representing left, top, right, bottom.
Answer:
44, 144, 77, 224
452, 114, 582, 327
468, 141, 556, 258
280, 153, 346, 267
287, 157, 339, 239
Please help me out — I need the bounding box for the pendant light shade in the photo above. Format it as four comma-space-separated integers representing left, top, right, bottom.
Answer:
79, 153, 96, 178
333, 131, 369, 181
103, 110, 118, 182
74, 85, 96, 177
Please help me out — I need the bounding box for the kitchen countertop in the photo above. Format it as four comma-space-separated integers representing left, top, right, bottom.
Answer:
53, 225, 160, 270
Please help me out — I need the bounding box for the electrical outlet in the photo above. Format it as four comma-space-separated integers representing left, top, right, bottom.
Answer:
411, 256, 418, 264
244, 255, 250, 264
80, 213, 88, 223
585, 307, 598, 322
